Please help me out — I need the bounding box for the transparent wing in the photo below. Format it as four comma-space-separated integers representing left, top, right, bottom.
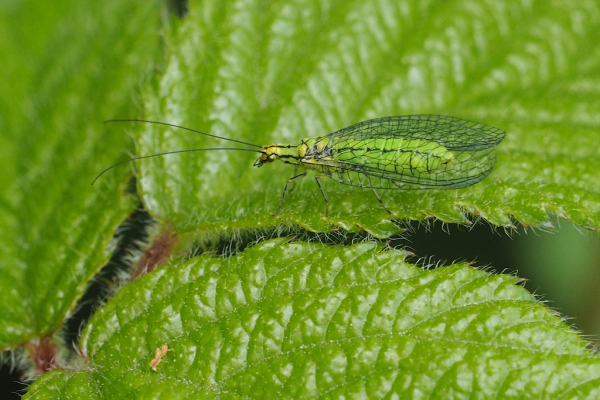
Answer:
306, 115, 505, 190
326, 115, 505, 151
320, 147, 497, 189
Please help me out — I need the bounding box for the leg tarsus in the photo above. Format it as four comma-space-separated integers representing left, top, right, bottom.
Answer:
289, 165, 299, 194
366, 175, 393, 215
314, 176, 329, 217
273, 172, 307, 216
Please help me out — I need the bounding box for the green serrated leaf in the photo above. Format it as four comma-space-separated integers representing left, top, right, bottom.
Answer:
25, 240, 600, 398
123, 0, 600, 239
0, 0, 162, 349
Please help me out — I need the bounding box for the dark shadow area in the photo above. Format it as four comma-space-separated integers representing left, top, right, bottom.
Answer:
395, 220, 518, 272
167, 0, 188, 18
0, 357, 26, 400
61, 205, 153, 348
186, 222, 384, 260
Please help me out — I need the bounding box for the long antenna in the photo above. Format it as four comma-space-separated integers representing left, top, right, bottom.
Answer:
91, 147, 264, 185
104, 119, 263, 148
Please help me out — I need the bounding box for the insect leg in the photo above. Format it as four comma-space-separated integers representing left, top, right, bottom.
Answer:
314, 176, 329, 217
365, 174, 393, 215
273, 172, 307, 216
289, 165, 299, 194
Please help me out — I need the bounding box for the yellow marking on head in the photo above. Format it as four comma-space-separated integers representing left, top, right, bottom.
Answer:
264, 145, 280, 161
254, 144, 281, 167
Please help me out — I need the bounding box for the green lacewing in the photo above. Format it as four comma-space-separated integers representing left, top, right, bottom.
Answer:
94, 115, 505, 216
